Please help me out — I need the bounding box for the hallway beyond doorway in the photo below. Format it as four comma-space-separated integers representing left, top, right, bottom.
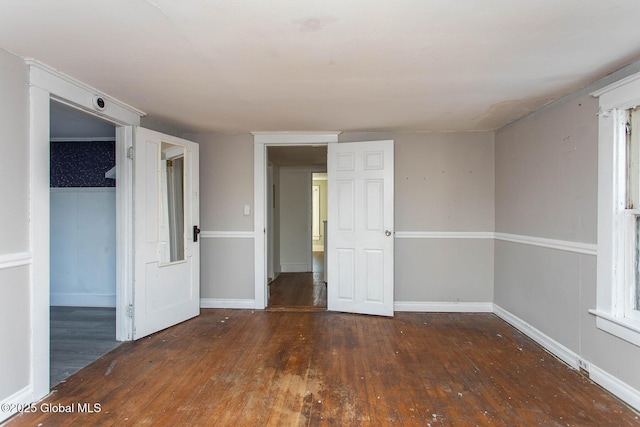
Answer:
268, 252, 327, 311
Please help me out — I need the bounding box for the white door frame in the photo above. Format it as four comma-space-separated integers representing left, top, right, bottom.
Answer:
28, 60, 143, 400
252, 132, 340, 309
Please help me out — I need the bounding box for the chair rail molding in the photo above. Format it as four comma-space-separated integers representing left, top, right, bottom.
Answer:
0, 252, 32, 270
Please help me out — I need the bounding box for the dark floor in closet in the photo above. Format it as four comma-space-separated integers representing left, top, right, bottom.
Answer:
50, 306, 120, 387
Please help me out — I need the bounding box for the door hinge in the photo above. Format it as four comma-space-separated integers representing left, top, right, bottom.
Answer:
126, 304, 134, 318
127, 146, 134, 160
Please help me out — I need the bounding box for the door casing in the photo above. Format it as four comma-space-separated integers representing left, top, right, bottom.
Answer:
28, 60, 143, 401
252, 132, 340, 309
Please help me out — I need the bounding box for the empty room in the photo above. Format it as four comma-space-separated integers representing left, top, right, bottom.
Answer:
1, 1, 640, 425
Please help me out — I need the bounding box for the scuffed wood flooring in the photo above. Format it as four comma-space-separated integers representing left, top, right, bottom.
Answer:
267, 252, 327, 311
7, 310, 640, 426
267, 272, 327, 311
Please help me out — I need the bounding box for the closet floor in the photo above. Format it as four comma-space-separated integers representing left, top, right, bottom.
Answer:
50, 306, 120, 387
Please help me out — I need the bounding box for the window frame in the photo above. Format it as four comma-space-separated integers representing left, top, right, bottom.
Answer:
591, 71, 640, 347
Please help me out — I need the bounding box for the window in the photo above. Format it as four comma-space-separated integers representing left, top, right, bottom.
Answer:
591, 72, 640, 346
622, 107, 640, 322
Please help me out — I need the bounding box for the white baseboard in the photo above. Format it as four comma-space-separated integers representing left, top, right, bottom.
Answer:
280, 263, 310, 273
589, 364, 640, 411
493, 304, 578, 368
200, 298, 256, 309
493, 304, 640, 412
50, 293, 115, 308
395, 301, 493, 312
0, 385, 33, 423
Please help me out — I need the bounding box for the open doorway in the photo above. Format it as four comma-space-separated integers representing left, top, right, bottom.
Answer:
49, 101, 121, 387
311, 172, 328, 282
266, 146, 327, 311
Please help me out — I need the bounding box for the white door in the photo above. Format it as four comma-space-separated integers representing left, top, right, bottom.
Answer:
133, 127, 200, 339
327, 140, 394, 316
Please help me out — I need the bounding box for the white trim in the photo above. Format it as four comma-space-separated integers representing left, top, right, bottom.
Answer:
200, 231, 255, 239
591, 71, 640, 99
592, 71, 640, 346
200, 298, 256, 309
395, 231, 494, 239
589, 363, 640, 411
0, 252, 32, 270
589, 309, 640, 347
50, 293, 116, 308
50, 137, 115, 142
493, 304, 578, 369
28, 59, 145, 122
50, 187, 116, 193
115, 127, 134, 341
252, 132, 340, 144
0, 385, 34, 423
395, 301, 493, 312
494, 232, 597, 256
394, 231, 597, 255
495, 304, 640, 412
28, 60, 142, 402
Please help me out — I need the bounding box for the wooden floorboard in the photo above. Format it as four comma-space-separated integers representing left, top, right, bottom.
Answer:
8, 310, 639, 426
268, 252, 327, 310
50, 306, 121, 387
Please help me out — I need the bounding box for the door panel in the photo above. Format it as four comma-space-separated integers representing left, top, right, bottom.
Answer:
133, 127, 200, 339
328, 140, 394, 316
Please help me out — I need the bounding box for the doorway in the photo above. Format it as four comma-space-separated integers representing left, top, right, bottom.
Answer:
265, 145, 327, 310
49, 101, 121, 386
311, 172, 328, 282
253, 133, 340, 310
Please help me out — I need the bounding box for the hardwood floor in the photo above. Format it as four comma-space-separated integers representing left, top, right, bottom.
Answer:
7, 310, 639, 426
268, 252, 327, 311
50, 306, 121, 387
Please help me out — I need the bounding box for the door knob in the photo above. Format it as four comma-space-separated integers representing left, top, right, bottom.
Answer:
193, 225, 201, 242
385, 230, 392, 236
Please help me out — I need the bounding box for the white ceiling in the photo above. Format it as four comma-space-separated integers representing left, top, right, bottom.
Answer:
2, 1, 640, 133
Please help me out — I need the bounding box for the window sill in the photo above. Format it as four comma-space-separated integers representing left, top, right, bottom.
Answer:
589, 309, 640, 347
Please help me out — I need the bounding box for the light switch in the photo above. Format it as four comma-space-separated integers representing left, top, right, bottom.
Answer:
243, 204, 251, 216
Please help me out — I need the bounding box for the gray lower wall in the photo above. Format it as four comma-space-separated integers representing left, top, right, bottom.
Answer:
0, 48, 30, 401
494, 60, 640, 393
200, 238, 254, 300
395, 238, 494, 302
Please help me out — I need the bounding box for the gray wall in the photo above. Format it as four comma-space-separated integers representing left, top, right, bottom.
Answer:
494, 61, 640, 392
189, 131, 495, 304
184, 132, 254, 300
341, 132, 495, 303
0, 48, 30, 401
279, 168, 312, 272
